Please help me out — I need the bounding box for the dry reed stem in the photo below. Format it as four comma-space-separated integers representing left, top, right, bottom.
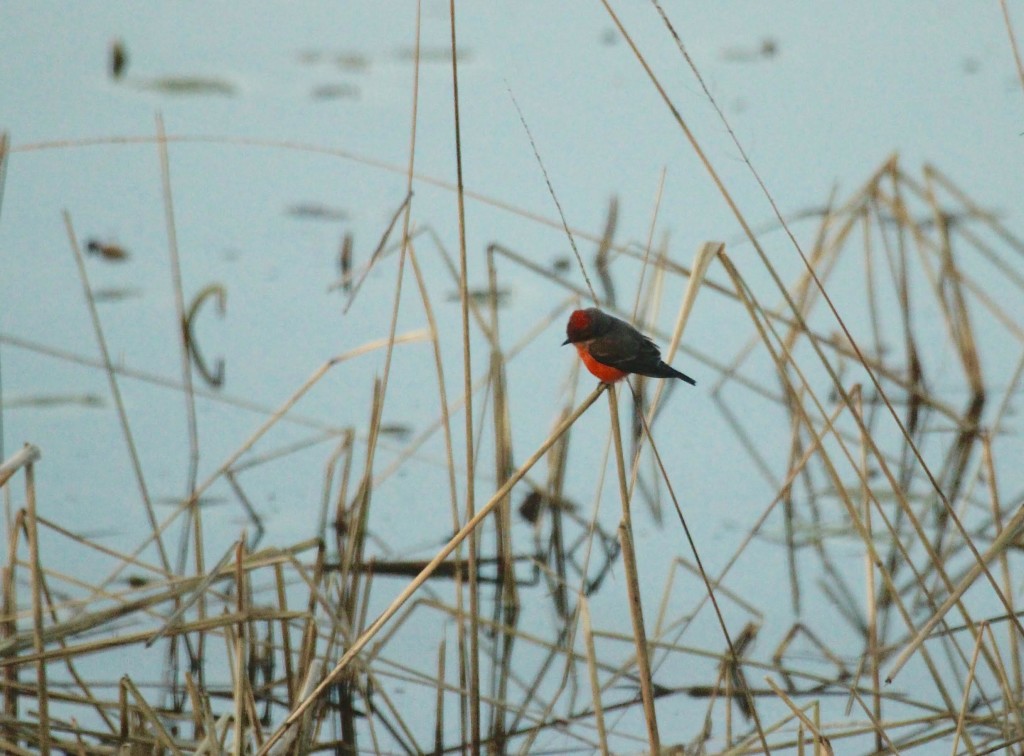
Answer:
486, 242, 517, 751
764, 678, 834, 756
506, 89, 598, 308
856, 385, 884, 754
155, 114, 200, 504
62, 212, 171, 574
924, 163, 1024, 256
6, 608, 305, 669
843, 686, 901, 755
629, 241, 720, 502
0, 445, 41, 488
25, 458, 49, 756
982, 433, 1022, 701
445, 3, 482, 750
0, 132, 9, 227
405, 237, 471, 750
28, 572, 118, 737
121, 674, 182, 754
616, 525, 660, 753
324, 61, 421, 745
630, 168, 668, 322
1, 553, 17, 746
595, 196, 618, 307
0, 132, 7, 474
885, 494, 1024, 682
1001, 0, 1024, 95
578, 596, 608, 753
352, 9, 426, 641
433, 635, 446, 754
951, 622, 986, 756
153, 111, 211, 717
608, 387, 659, 752
145, 540, 239, 648
980, 622, 1024, 743
340, 191, 412, 311
229, 545, 245, 755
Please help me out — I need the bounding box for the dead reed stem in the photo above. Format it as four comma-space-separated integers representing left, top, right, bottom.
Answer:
578, 596, 608, 753
607, 387, 660, 752
446, 2, 481, 750
155, 114, 200, 502
63, 212, 172, 574
1001, 0, 1024, 94
25, 456, 49, 756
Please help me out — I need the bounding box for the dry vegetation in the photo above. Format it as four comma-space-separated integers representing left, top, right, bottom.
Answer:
3, 5, 1024, 756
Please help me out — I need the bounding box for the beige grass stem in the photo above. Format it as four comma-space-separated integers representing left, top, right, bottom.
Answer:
447, 2, 482, 749
607, 387, 659, 752
25, 456, 50, 755
1001, 0, 1024, 94
155, 113, 200, 500
579, 596, 608, 753
63, 211, 171, 573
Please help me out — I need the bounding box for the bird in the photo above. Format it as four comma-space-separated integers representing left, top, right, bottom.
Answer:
563, 307, 696, 386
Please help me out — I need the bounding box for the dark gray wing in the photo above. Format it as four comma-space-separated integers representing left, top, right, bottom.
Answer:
588, 332, 667, 376
588, 331, 695, 383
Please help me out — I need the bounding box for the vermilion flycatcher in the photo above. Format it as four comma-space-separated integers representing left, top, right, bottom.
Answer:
563, 308, 697, 385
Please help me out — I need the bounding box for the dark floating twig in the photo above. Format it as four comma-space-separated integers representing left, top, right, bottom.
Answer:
184, 283, 227, 388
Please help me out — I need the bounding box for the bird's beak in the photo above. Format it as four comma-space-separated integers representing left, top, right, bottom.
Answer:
561, 337, 570, 346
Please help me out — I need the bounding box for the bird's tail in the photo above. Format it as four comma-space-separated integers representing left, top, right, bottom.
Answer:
666, 363, 696, 386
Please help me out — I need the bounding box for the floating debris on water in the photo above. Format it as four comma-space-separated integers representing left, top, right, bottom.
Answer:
92, 286, 144, 302
3, 394, 105, 409
285, 202, 349, 221
447, 287, 511, 306
154, 495, 229, 508
296, 49, 370, 72
311, 82, 360, 100
378, 422, 412, 440
335, 53, 369, 71
394, 46, 473, 63
518, 491, 544, 524
339, 232, 354, 291
721, 37, 779, 63
295, 49, 326, 65
137, 75, 237, 96
109, 37, 128, 79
